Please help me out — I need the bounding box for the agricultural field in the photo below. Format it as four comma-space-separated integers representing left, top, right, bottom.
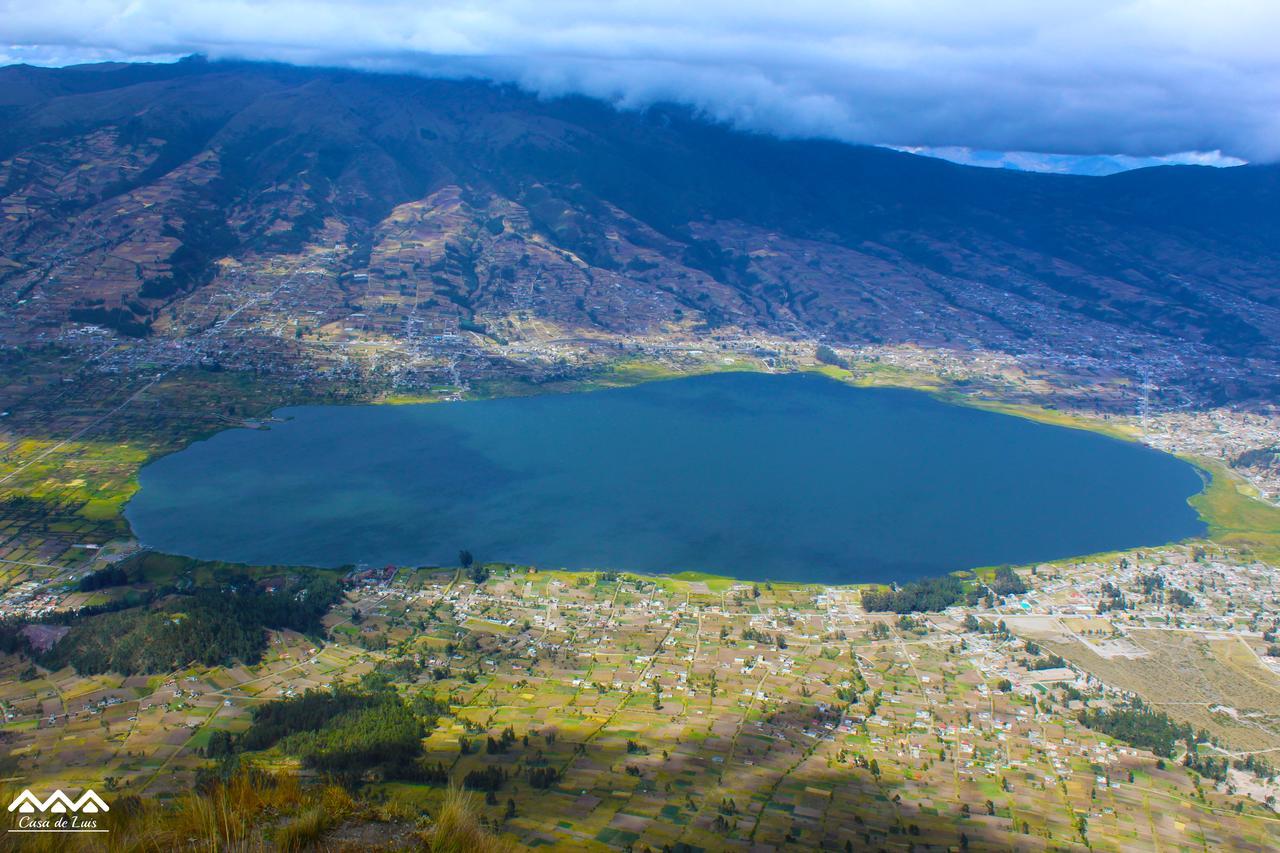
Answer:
3, 555, 1280, 851
3, 341, 1280, 849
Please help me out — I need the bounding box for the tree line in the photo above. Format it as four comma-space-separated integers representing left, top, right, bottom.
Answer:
861, 574, 973, 613
4, 574, 340, 675
211, 677, 430, 782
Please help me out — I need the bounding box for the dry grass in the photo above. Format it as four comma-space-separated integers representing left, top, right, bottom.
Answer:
416, 786, 516, 853
1039, 628, 1280, 751
274, 805, 331, 851
1, 774, 517, 853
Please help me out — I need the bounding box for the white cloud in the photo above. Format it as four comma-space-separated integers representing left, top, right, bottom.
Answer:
892, 146, 1247, 176
1, 0, 1277, 160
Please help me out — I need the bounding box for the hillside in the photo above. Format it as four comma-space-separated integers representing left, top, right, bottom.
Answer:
2, 57, 1279, 403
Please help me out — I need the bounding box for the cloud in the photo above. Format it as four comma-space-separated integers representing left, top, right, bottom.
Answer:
1, 0, 1277, 160
892, 147, 1248, 176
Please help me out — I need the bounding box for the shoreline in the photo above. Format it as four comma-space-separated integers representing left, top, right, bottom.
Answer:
120, 361, 1247, 587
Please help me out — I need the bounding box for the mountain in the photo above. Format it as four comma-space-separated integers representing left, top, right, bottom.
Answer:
2, 57, 1278, 401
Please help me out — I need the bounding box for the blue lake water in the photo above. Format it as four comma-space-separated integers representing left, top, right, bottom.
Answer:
125, 371, 1206, 583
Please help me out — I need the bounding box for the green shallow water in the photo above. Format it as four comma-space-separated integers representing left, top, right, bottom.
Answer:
126, 371, 1205, 583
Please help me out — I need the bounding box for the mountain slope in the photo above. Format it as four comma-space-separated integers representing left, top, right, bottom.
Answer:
1, 58, 1277, 401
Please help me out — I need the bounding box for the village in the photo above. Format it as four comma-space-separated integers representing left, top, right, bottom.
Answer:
1, 243, 1279, 850
2, 540, 1280, 850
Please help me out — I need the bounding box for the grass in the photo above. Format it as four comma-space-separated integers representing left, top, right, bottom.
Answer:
529, 565, 817, 594
382, 392, 447, 405
0, 362, 356, 574
0, 770, 319, 850
120, 549, 342, 586
273, 804, 332, 851
592, 359, 693, 386
0, 437, 148, 520
5, 343, 1278, 602
663, 570, 744, 592
597, 356, 763, 388
847, 362, 947, 392
1187, 457, 1280, 561
466, 356, 762, 402
929, 386, 1280, 561
1034, 627, 1280, 753
943, 394, 1140, 443
419, 786, 516, 853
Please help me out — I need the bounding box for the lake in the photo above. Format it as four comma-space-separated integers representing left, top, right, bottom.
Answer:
126, 371, 1206, 583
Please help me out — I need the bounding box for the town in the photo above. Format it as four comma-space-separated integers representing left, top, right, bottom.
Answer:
3, 539, 1280, 850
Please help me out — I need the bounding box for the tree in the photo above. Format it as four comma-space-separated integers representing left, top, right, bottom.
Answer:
1077, 706, 1192, 758
31, 575, 341, 676
862, 575, 968, 613
78, 565, 129, 591
234, 682, 427, 781
990, 566, 1027, 596
459, 550, 474, 568
815, 344, 848, 369
528, 767, 558, 789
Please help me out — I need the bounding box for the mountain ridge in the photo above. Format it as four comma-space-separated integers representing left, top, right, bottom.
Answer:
2, 58, 1278, 402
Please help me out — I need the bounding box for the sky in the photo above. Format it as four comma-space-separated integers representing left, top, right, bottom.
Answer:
1, 0, 1276, 172
893, 147, 1246, 176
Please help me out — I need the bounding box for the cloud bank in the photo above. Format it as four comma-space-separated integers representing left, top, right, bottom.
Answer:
895, 147, 1247, 175
2, 0, 1278, 161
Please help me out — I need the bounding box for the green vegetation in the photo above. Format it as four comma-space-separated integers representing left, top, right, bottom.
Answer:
2, 546, 1274, 850
860, 574, 973, 613
10, 765, 508, 851
1189, 458, 1280, 561
9, 574, 339, 675
420, 786, 516, 852
815, 344, 849, 369
1077, 705, 1194, 758
230, 677, 429, 781
917, 398, 1280, 565
274, 700, 423, 778
941, 394, 1139, 443
77, 564, 130, 591
988, 565, 1028, 596
119, 549, 341, 586
580, 356, 760, 394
